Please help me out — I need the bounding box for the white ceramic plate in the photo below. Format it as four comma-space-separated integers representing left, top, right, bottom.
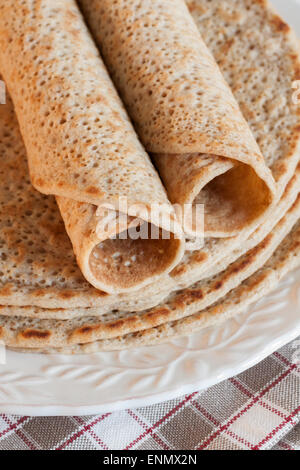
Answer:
0, 0, 299, 416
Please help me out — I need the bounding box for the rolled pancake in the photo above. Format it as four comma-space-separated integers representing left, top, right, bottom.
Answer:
0, 0, 185, 295
78, 0, 276, 237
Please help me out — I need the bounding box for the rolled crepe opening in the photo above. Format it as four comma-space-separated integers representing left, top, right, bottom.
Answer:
0, 0, 185, 294
88, 226, 181, 293
197, 163, 272, 236
57, 199, 184, 294
78, 0, 276, 238
154, 153, 272, 236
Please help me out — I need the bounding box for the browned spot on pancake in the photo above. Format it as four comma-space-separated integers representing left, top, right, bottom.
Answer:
224, 236, 271, 279
0, 284, 12, 296
275, 161, 287, 175
220, 38, 234, 56
171, 264, 187, 277
189, 289, 204, 300
271, 16, 290, 33
77, 325, 98, 335
294, 125, 300, 134
86, 186, 99, 195
210, 305, 225, 316
20, 329, 51, 340
84, 229, 92, 238
293, 65, 300, 80
245, 235, 271, 259
285, 176, 295, 193
171, 297, 186, 310
121, 316, 139, 325
187, 1, 197, 13
258, 234, 273, 250
290, 197, 300, 212
192, 252, 208, 263
0, 327, 3, 338
108, 320, 125, 329
258, 0, 268, 6
74, 317, 133, 339
59, 290, 74, 299
246, 270, 271, 289
291, 240, 300, 251
112, 110, 121, 121
35, 177, 45, 187
146, 307, 170, 320
214, 281, 223, 290
231, 259, 252, 274
173, 288, 204, 308
32, 289, 47, 297
290, 53, 299, 63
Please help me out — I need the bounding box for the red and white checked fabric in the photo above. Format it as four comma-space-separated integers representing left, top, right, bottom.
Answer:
0, 337, 299, 450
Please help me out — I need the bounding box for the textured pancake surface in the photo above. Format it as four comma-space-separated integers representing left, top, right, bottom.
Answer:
0, 0, 184, 294
78, 0, 279, 237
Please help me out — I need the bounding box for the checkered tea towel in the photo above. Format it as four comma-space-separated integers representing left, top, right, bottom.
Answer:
0, 337, 299, 450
